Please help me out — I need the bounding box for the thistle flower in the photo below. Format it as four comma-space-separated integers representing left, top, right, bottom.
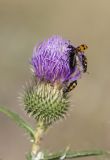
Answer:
22, 35, 87, 126
31, 35, 84, 85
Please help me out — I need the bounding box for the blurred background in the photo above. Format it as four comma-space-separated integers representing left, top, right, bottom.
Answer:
0, 0, 110, 159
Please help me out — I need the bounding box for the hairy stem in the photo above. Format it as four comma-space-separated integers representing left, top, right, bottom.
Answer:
31, 121, 45, 156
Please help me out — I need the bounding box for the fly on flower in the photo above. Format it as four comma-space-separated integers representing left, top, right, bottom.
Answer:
68, 44, 88, 73
64, 44, 88, 93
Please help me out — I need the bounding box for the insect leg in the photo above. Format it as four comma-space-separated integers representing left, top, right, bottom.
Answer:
63, 80, 77, 93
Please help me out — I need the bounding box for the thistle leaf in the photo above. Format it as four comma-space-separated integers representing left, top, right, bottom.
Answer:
0, 106, 35, 140
44, 149, 108, 160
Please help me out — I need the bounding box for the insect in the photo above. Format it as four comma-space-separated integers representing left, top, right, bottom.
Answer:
68, 44, 88, 73
65, 44, 88, 93
64, 80, 77, 93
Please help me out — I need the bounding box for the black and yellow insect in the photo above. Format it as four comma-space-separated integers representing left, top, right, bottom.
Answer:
64, 80, 77, 93
68, 44, 88, 72
65, 44, 88, 93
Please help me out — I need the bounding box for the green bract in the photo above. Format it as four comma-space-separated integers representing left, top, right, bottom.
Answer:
23, 81, 68, 126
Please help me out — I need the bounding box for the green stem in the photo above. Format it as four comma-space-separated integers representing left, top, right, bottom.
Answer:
31, 121, 46, 157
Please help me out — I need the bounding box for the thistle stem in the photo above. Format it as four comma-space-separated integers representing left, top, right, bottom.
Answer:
31, 121, 45, 156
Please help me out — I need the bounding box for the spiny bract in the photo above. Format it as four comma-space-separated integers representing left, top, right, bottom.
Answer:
23, 81, 68, 126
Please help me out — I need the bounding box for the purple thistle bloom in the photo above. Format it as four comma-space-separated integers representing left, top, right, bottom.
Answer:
31, 35, 84, 84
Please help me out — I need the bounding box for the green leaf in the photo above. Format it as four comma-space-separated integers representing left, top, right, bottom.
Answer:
0, 106, 35, 140
44, 149, 109, 160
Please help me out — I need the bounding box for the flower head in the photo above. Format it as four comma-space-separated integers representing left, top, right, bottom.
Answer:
31, 35, 84, 85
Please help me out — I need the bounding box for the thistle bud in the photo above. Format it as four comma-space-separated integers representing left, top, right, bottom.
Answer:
23, 81, 68, 126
